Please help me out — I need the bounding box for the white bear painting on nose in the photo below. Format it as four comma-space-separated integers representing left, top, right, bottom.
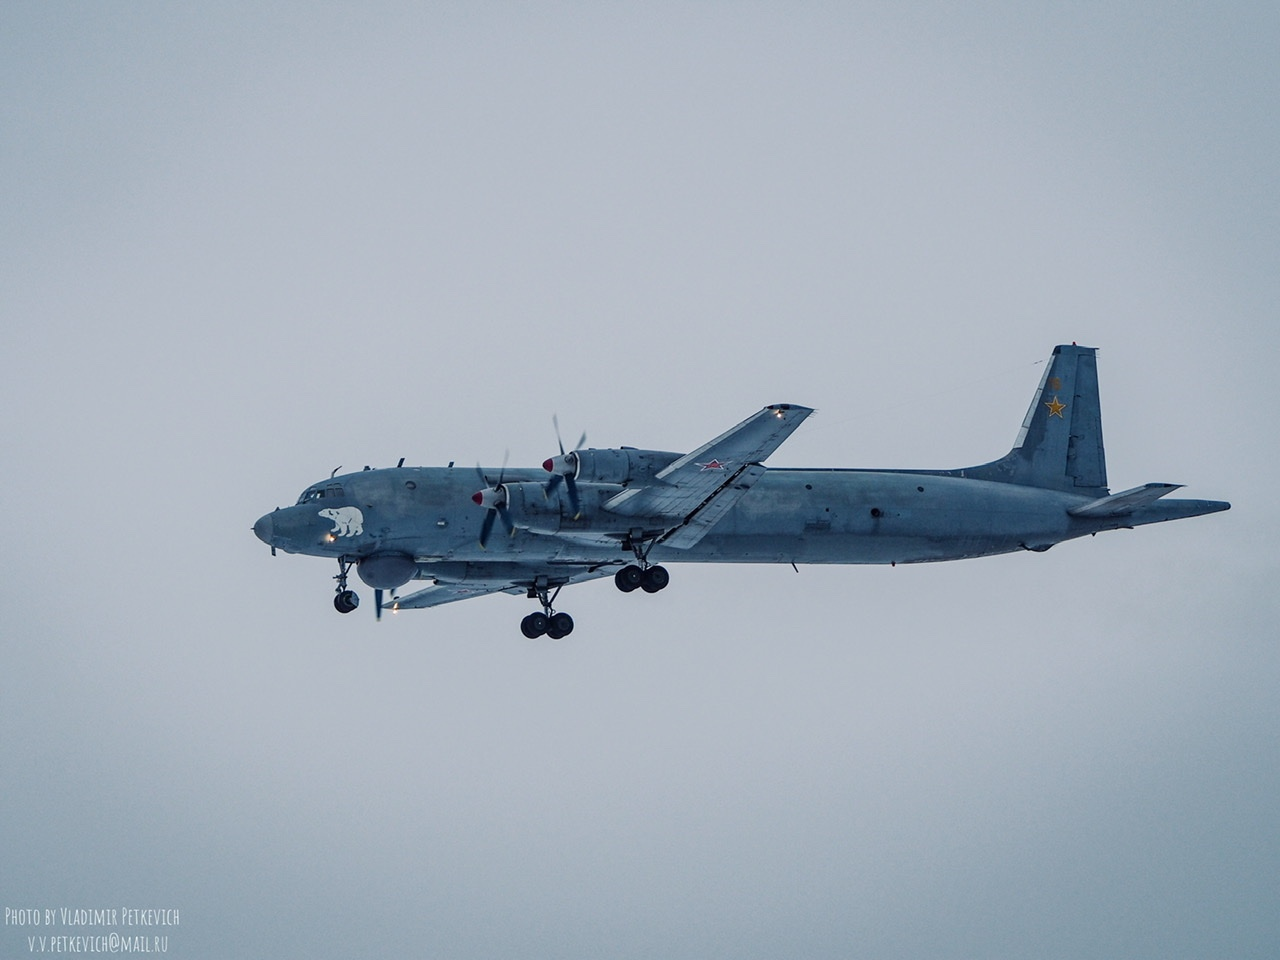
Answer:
318, 506, 364, 537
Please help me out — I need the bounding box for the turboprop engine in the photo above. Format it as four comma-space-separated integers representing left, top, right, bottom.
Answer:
472, 447, 681, 547
542, 447, 682, 485
472, 481, 625, 543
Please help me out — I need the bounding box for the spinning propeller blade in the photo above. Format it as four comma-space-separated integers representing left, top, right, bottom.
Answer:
473, 452, 515, 548
544, 416, 586, 519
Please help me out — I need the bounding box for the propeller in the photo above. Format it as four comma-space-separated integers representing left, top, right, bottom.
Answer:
472, 454, 515, 549
543, 415, 586, 519
375, 587, 404, 622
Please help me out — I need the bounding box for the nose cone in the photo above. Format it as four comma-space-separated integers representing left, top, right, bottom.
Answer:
253, 512, 275, 545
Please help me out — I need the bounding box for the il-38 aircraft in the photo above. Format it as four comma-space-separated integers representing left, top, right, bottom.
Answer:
253, 345, 1229, 638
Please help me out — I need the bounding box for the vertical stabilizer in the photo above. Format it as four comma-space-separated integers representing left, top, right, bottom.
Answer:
963, 345, 1108, 496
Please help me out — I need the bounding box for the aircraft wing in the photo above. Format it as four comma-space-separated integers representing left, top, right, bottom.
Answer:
602, 404, 813, 531
389, 564, 615, 611
389, 581, 519, 610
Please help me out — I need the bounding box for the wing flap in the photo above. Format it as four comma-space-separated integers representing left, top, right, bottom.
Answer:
658, 464, 767, 549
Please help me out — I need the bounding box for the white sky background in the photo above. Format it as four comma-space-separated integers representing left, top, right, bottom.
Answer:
2, 3, 1276, 957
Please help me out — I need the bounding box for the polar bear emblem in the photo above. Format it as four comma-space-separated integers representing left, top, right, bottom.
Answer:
318, 506, 364, 538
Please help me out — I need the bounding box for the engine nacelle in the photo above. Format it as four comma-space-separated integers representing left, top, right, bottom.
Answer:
499, 480, 624, 534
560, 448, 681, 484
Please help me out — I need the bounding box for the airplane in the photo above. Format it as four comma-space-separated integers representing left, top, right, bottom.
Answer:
253, 345, 1230, 638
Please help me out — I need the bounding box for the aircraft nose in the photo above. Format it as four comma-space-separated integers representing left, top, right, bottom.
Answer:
253, 512, 275, 545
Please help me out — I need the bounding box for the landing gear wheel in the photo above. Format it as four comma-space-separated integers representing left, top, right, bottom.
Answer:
334, 590, 359, 614
615, 565, 644, 593
521, 612, 549, 639
640, 565, 670, 593
546, 612, 574, 640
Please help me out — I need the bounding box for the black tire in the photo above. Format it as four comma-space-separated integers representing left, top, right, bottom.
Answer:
615, 565, 643, 592
334, 590, 359, 613
640, 565, 670, 593
521, 613, 549, 639
549, 612, 574, 638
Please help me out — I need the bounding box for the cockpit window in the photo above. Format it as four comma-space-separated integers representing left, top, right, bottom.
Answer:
296, 484, 344, 505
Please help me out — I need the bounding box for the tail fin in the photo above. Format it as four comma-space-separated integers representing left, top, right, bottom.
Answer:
964, 345, 1109, 496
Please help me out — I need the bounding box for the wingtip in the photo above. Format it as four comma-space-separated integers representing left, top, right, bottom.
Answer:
766, 403, 815, 418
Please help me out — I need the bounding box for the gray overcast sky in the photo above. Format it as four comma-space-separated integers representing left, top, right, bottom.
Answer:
2, 3, 1276, 958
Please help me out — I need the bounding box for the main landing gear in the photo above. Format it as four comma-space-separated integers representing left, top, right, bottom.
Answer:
521, 610, 574, 640
615, 536, 670, 595
521, 581, 574, 640
614, 563, 670, 593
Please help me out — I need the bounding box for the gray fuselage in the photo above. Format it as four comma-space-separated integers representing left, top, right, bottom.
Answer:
261, 464, 1122, 574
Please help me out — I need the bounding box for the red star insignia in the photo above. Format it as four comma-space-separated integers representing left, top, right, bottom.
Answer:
697, 459, 728, 470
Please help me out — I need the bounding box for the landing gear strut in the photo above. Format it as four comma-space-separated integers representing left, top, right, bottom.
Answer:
521, 581, 574, 640
333, 558, 359, 614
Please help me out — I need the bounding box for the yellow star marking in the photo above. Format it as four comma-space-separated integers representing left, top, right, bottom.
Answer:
1045, 395, 1067, 418
1048, 376, 1062, 391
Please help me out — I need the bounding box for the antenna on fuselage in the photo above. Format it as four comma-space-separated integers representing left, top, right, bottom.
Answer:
330, 465, 341, 478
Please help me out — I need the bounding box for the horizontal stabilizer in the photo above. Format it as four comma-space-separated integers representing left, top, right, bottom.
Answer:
1069, 482, 1183, 518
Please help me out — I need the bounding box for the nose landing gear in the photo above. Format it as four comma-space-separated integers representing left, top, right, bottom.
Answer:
333, 558, 359, 614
